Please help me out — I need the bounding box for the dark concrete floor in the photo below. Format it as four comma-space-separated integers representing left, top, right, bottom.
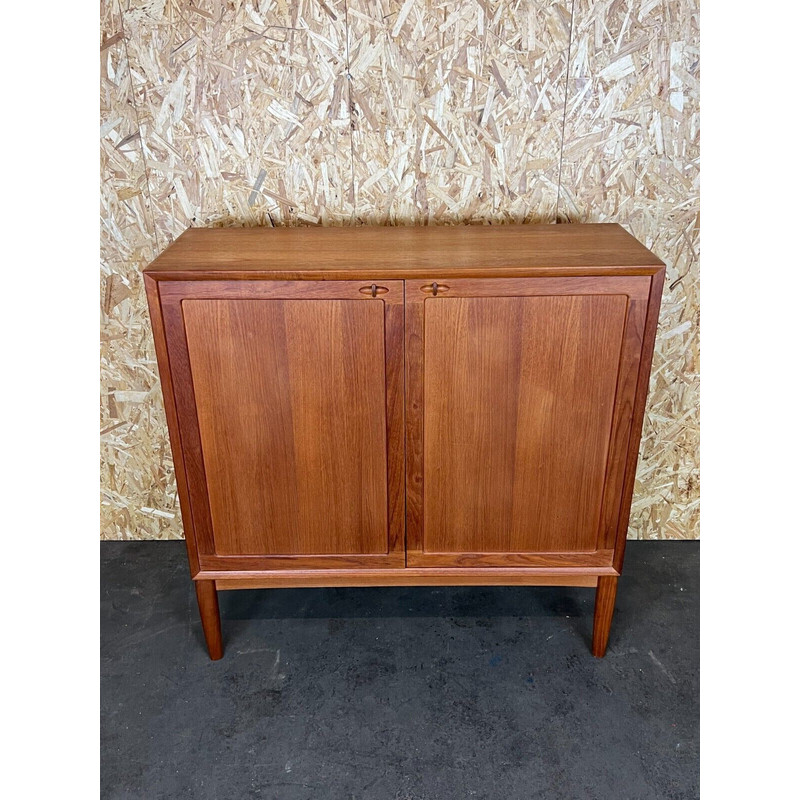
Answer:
101, 541, 698, 800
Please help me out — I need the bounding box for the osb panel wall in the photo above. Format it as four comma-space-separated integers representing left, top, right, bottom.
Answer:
101, 0, 699, 540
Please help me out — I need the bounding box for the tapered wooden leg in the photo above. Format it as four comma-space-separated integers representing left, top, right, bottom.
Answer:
195, 580, 224, 660
592, 576, 618, 658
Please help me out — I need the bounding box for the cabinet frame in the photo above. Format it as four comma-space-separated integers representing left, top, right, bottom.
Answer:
143, 223, 666, 659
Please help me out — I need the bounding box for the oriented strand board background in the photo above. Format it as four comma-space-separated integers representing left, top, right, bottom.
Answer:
101, 0, 699, 541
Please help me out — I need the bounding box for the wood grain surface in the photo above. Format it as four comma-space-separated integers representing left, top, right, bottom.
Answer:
182, 297, 389, 557
212, 571, 603, 590
592, 575, 619, 658
194, 580, 223, 661
405, 276, 654, 569
422, 293, 627, 554
143, 223, 664, 279
158, 279, 406, 570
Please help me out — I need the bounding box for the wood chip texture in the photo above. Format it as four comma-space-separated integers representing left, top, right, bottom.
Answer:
100, 0, 699, 541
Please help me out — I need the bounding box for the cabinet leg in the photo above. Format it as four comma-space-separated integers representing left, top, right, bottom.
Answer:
195, 580, 224, 660
592, 576, 618, 658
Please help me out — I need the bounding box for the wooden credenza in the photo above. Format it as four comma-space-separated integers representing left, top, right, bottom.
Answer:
144, 224, 665, 660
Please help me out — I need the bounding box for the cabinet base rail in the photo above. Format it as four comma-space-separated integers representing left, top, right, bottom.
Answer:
198, 568, 617, 589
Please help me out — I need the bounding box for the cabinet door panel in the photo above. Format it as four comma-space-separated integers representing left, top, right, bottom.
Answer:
406, 277, 652, 568
158, 281, 404, 570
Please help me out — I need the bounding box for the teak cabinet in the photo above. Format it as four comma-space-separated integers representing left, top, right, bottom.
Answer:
144, 224, 665, 660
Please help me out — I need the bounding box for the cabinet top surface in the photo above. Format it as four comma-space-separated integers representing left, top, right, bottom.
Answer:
143, 223, 664, 279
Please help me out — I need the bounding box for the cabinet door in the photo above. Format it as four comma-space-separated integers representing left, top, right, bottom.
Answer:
156, 280, 405, 571
405, 277, 653, 569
